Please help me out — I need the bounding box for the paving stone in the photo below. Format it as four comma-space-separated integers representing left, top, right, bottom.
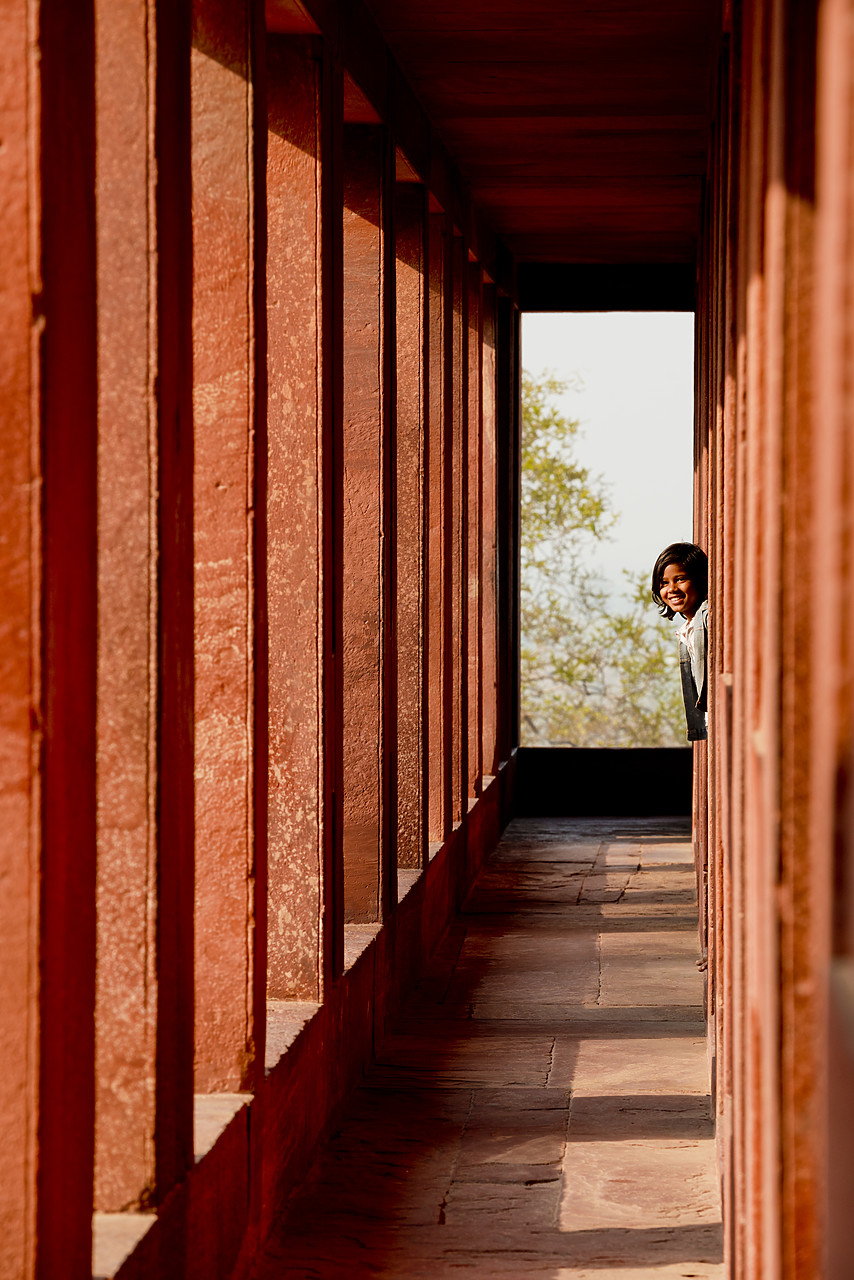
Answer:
368, 1033, 556, 1087
467, 1006, 706, 1030
560, 1138, 721, 1230
596, 841, 642, 870
567, 1094, 714, 1141
551, 1032, 710, 1094
641, 840, 696, 866
561, 903, 699, 928
623, 887, 699, 907
460, 926, 598, 962
456, 1088, 570, 1167
490, 842, 601, 865
452, 1161, 563, 1184
627, 867, 696, 888
600, 930, 705, 1006
449, 966, 601, 1009
444, 1176, 562, 1228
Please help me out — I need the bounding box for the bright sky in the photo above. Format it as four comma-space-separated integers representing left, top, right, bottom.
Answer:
521, 311, 695, 605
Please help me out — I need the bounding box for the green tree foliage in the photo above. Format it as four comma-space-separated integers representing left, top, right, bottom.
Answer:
520, 370, 686, 748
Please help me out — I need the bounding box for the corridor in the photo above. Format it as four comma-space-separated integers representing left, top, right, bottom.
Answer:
251, 818, 723, 1279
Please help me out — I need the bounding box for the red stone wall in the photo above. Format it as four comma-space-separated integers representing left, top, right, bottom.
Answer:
696, 1, 854, 1275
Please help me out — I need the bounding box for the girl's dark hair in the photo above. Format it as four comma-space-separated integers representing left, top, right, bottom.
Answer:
651, 542, 709, 619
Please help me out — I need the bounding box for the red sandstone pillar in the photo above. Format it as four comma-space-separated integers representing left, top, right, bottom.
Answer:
427, 211, 450, 844
0, 8, 44, 1269
816, 2, 854, 1273
0, 1, 99, 1273
266, 35, 343, 995
511, 306, 522, 753
696, 40, 738, 1262
495, 293, 519, 766
341, 124, 397, 921
466, 263, 484, 799
93, 0, 159, 1211
94, 0, 196, 1210
480, 286, 499, 778
449, 234, 468, 825
190, 0, 267, 1095
737, 7, 783, 1272
395, 179, 428, 870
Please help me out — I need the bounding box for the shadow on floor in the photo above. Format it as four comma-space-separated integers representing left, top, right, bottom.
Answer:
249, 817, 723, 1280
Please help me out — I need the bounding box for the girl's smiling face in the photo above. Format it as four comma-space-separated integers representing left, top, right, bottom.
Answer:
659, 562, 701, 619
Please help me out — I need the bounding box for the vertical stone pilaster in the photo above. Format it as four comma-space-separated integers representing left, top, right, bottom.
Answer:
93, 0, 159, 1212
427, 212, 449, 844
466, 262, 484, 800
93, 0, 195, 1224
0, 1, 44, 1269
394, 179, 428, 871
480, 286, 499, 779
1, 0, 99, 1272
190, 0, 267, 1096
266, 35, 341, 997
449, 234, 468, 826
495, 293, 517, 769
341, 123, 396, 922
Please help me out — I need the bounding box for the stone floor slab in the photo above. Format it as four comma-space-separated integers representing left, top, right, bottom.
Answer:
551, 1032, 711, 1094
567, 1093, 714, 1141
600, 930, 706, 1007
560, 1138, 721, 1230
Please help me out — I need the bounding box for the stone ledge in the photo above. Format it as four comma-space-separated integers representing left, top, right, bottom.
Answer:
265, 1000, 321, 1074
93, 1212, 154, 1280
194, 1092, 251, 1163
343, 922, 382, 970
397, 867, 421, 902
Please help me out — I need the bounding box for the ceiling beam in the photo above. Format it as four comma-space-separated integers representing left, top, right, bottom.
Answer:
517, 263, 695, 312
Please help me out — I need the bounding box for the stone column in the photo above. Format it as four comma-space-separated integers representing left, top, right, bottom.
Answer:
466, 263, 484, 799
341, 123, 397, 921
495, 293, 520, 768
190, 0, 267, 1095
395, 179, 428, 871
0, 0, 99, 1272
427, 211, 450, 844
266, 34, 343, 996
480, 285, 500, 779
93, 0, 195, 1215
449, 234, 468, 826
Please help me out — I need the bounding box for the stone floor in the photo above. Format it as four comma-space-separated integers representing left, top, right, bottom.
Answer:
251, 817, 724, 1279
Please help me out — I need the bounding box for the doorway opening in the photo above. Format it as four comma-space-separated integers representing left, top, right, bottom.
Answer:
520, 311, 695, 748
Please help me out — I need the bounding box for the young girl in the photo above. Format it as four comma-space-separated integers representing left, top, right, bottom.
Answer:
651, 542, 709, 742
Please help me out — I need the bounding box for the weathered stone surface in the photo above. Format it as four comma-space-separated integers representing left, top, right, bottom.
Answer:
266, 37, 329, 999
560, 1138, 721, 1230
